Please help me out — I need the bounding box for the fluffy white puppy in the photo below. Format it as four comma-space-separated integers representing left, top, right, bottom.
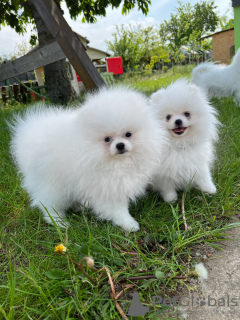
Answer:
150, 79, 219, 202
191, 49, 240, 104
10, 87, 165, 231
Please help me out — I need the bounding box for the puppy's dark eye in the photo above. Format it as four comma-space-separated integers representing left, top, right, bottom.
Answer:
105, 137, 111, 143
166, 115, 171, 121
184, 112, 190, 118
125, 132, 132, 138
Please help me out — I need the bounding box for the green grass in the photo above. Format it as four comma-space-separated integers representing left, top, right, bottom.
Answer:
116, 64, 195, 96
0, 66, 240, 319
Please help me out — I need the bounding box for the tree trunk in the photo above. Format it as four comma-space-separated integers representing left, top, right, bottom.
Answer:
44, 60, 77, 105
28, 0, 77, 105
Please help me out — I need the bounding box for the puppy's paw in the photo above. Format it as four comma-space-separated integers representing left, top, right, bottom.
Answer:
162, 191, 178, 203
57, 219, 70, 228
203, 184, 217, 195
44, 216, 70, 228
118, 217, 140, 232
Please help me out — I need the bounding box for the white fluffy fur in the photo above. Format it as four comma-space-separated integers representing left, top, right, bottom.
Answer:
195, 263, 208, 280
191, 49, 240, 104
150, 79, 220, 202
9, 86, 165, 231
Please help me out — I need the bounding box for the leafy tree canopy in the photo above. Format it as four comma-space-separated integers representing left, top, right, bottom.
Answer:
0, 0, 151, 35
106, 24, 168, 69
221, 18, 234, 30
0, 1, 32, 34
159, 0, 219, 52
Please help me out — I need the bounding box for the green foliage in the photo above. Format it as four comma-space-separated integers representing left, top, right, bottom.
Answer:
106, 24, 169, 69
45, 268, 66, 279
67, 0, 151, 23
30, 34, 38, 46
0, 0, 151, 35
193, 1, 219, 36
221, 18, 234, 30
159, 3, 191, 52
0, 0, 32, 34
159, 0, 219, 52
145, 54, 170, 75
201, 38, 213, 51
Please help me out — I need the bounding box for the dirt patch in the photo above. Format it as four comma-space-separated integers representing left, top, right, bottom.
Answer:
179, 225, 240, 320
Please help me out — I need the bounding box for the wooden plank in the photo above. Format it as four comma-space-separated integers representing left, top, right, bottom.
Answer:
29, 0, 107, 90
0, 41, 65, 82
34, 67, 45, 86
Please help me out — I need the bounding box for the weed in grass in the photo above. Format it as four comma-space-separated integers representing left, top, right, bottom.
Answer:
0, 69, 240, 319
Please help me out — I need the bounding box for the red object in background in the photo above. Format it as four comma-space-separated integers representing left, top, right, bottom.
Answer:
76, 72, 82, 82
30, 92, 45, 102
106, 57, 123, 75
31, 92, 36, 101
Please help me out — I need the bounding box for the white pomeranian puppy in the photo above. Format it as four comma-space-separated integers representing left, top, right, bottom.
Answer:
191, 49, 240, 104
9, 87, 165, 231
150, 79, 220, 202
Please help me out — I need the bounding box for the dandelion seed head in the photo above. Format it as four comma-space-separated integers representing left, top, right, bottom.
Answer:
195, 263, 208, 280
86, 257, 94, 268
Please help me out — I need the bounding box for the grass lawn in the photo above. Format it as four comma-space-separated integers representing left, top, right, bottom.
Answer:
117, 64, 195, 96
0, 66, 240, 319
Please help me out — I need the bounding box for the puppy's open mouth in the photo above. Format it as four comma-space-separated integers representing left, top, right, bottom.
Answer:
172, 127, 187, 135
117, 150, 128, 155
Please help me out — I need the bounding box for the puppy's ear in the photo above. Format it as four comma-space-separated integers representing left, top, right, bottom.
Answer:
188, 84, 200, 94
189, 83, 209, 100
151, 89, 165, 103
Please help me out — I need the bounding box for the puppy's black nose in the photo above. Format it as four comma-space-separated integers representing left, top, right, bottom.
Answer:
116, 142, 125, 151
175, 119, 183, 126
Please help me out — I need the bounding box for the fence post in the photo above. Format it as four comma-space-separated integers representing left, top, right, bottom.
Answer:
1, 87, 7, 103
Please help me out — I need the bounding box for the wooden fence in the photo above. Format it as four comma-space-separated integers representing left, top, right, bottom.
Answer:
0, 81, 47, 103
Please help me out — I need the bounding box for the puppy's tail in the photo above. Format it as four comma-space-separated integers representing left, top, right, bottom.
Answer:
192, 61, 218, 77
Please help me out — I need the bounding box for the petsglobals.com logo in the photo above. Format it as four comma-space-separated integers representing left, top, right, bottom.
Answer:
152, 294, 239, 308
126, 292, 239, 317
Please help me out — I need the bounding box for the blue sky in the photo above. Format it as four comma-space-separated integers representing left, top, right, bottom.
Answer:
0, 0, 233, 56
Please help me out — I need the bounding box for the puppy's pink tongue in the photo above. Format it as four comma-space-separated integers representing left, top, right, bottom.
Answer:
173, 127, 185, 133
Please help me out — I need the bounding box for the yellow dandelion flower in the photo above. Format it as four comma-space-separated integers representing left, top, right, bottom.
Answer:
54, 243, 67, 255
